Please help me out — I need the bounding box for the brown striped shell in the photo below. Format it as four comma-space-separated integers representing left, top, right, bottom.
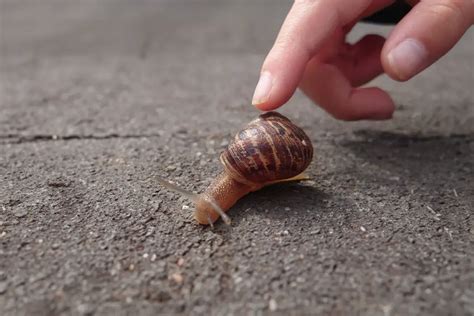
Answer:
220, 112, 313, 186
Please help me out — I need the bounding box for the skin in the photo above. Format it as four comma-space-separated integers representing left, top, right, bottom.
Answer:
252, 0, 474, 121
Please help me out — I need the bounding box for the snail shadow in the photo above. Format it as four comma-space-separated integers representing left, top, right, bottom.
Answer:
210, 182, 333, 235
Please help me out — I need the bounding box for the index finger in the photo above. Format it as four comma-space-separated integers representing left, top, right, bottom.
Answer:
252, 0, 375, 110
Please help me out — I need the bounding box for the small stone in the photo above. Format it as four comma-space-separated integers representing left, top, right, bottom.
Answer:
0, 281, 8, 294
77, 303, 95, 316
423, 275, 436, 285
110, 263, 121, 276
310, 228, 321, 235
29, 272, 47, 283
181, 205, 190, 210
13, 208, 27, 218
177, 258, 185, 267
282, 230, 289, 235
284, 207, 291, 211
51, 243, 60, 250
171, 273, 183, 284
269, 299, 277, 311
360, 226, 366, 232
165, 165, 176, 171
143, 253, 149, 259
150, 254, 157, 262
219, 140, 229, 147
11, 275, 25, 286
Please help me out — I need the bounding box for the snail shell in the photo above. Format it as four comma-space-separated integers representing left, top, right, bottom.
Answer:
194, 111, 313, 224
220, 112, 313, 187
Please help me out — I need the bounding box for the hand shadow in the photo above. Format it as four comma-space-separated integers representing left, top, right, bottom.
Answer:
340, 129, 473, 211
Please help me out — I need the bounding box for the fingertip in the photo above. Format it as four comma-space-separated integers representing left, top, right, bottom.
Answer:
382, 38, 428, 81
252, 101, 280, 112
382, 0, 473, 81
333, 87, 395, 121
252, 90, 292, 111
352, 87, 395, 120
251, 70, 297, 111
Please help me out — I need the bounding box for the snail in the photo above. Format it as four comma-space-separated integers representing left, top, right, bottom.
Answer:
156, 111, 313, 226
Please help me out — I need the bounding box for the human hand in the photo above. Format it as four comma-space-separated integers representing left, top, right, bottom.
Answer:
252, 0, 473, 120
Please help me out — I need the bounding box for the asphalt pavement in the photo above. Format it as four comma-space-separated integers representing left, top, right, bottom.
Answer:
1, 1, 473, 315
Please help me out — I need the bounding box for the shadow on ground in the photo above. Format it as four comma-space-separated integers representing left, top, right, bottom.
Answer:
342, 129, 473, 196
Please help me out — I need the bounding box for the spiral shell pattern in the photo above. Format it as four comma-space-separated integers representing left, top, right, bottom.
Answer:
220, 112, 313, 185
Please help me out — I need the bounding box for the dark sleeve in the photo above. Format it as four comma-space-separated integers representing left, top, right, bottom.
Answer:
362, 0, 412, 25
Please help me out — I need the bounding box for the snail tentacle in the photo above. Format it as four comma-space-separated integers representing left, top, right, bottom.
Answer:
154, 175, 231, 225
206, 212, 214, 228
154, 175, 198, 201
200, 195, 232, 225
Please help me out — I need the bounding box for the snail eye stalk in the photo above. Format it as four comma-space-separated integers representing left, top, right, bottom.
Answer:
154, 175, 231, 225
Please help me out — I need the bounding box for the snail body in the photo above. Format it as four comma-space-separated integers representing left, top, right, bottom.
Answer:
157, 112, 313, 225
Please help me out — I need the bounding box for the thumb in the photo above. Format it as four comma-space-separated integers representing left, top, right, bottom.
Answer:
382, 0, 474, 81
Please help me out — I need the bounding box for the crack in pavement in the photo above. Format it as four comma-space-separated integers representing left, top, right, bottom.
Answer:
0, 133, 162, 144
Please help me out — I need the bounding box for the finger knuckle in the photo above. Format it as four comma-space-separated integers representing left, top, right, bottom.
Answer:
430, 0, 473, 24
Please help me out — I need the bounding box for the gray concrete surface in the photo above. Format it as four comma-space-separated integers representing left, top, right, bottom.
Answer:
1, 0, 473, 315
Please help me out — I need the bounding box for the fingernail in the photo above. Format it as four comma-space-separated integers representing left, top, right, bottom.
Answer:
387, 39, 427, 80
252, 72, 273, 105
